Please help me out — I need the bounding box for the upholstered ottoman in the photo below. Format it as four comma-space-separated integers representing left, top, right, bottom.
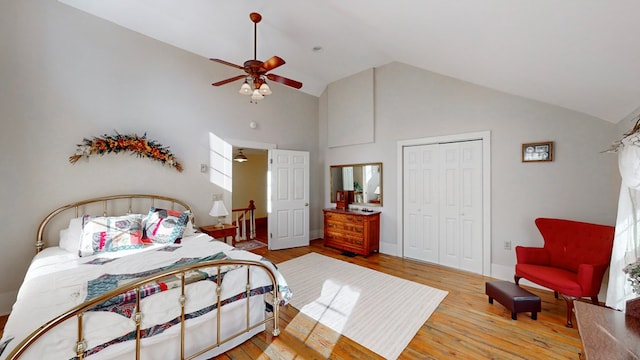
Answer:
486, 281, 541, 320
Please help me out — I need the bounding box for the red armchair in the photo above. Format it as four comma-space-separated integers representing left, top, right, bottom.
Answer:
514, 218, 614, 327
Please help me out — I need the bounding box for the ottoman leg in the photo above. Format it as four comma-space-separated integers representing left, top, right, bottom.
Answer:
511, 312, 517, 320
488, 297, 493, 304
532, 312, 537, 320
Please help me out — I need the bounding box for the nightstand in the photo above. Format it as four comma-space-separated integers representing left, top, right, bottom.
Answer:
199, 224, 238, 246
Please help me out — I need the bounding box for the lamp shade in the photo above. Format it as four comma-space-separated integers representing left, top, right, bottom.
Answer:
209, 200, 229, 217
233, 150, 248, 163
259, 82, 272, 95
239, 80, 252, 95
251, 89, 264, 100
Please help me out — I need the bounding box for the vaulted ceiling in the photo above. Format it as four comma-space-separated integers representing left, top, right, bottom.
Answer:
59, 0, 640, 124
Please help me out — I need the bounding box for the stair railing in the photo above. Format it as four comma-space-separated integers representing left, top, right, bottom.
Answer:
231, 200, 256, 241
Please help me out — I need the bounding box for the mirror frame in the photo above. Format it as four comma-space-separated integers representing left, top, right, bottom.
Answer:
329, 162, 382, 207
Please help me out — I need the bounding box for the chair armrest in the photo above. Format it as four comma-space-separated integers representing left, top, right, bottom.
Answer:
515, 246, 550, 265
577, 263, 609, 295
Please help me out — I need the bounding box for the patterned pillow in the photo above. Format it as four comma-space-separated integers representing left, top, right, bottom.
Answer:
144, 207, 189, 244
79, 214, 145, 257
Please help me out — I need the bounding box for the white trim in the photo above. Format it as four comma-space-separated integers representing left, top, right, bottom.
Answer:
396, 131, 492, 276
225, 138, 277, 151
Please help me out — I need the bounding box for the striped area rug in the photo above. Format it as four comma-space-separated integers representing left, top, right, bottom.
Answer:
277, 253, 448, 359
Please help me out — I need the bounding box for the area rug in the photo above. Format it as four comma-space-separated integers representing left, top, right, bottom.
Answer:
234, 240, 266, 251
277, 253, 448, 359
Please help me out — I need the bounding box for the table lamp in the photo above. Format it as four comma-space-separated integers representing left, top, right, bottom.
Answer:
209, 200, 229, 228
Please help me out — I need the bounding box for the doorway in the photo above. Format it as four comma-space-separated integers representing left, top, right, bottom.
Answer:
396, 131, 491, 276
229, 141, 310, 250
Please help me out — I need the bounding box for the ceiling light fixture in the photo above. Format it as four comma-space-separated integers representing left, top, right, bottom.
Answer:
210, 12, 303, 104
240, 77, 271, 103
234, 149, 248, 163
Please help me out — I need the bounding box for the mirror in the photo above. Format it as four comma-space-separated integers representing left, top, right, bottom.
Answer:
330, 163, 382, 206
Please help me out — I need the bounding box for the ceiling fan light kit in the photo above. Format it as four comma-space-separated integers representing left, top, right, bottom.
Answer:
211, 12, 302, 103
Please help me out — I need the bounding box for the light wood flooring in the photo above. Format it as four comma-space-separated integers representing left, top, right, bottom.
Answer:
0, 237, 585, 359
212, 239, 584, 360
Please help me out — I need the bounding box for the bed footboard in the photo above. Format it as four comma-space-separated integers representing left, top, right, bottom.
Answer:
6, 259, 282, 360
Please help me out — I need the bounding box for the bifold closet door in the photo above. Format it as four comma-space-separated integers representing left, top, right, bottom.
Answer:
403, 143, 439, 263
403, 140, 483, 274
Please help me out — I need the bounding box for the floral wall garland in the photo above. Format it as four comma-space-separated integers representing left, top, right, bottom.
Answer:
69, 132, 183, 172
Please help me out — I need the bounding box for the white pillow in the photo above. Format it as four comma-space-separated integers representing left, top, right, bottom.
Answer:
183, 217, 197, 237
59, 217, 83, 253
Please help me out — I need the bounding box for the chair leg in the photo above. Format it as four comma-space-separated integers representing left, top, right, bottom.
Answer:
514, 275, 521, 285
562, 295, 575, 328
591, 296, 599, 306
554, 291, 558, 299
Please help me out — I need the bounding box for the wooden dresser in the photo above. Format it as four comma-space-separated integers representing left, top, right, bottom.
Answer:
323, 208, 380, 256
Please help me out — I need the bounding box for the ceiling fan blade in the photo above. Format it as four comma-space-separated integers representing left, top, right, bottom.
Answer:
260, 56, 285, 72
266, 73, 303, 89
212, 74, 246, 86
210, 58, 244, 70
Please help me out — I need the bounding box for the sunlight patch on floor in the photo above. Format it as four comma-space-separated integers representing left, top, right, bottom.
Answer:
286, 279, 360, 357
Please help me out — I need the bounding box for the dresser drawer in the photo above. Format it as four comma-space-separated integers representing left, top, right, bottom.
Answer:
325, 212, 365, 224
326, 219, 364, 234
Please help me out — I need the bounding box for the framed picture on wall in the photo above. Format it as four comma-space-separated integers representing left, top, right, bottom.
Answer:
522, 141, 553, 162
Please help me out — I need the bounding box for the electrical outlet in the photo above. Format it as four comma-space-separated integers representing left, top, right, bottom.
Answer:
200, 164, 208, 173
504, 241, 511, 250
212, 193, 222, 201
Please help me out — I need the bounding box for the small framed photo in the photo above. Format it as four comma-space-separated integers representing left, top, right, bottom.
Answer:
522, 141, 553, 162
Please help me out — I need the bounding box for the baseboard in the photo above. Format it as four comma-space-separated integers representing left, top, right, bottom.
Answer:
310, 229, 322, 241
379, 240, 399, 256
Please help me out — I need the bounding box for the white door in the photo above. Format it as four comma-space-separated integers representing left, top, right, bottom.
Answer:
403, 140, 483, 274
403, 144, 439, 263
268, 149, 310, 250
438, 141, 483, 273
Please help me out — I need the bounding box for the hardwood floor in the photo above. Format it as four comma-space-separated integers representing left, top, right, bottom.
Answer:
214, 239, 584, 360
0, 236, 584, 359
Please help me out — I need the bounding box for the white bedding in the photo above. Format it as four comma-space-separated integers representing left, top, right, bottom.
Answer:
0, 234, 290, 360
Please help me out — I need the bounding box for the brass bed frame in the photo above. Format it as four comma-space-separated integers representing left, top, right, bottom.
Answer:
7, 194, 282, 360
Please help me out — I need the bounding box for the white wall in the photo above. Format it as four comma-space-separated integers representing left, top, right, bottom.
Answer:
232, 152, 268, 219
0, 0, 319, 313
320, 62, 620, 280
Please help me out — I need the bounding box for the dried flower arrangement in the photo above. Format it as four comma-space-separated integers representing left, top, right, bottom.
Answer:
69, 132, 183, 172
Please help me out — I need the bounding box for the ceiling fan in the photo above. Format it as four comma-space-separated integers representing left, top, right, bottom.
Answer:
210, 12, 303, 102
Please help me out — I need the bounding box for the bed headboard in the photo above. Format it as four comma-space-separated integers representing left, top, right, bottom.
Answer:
36, 194, 193, 253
